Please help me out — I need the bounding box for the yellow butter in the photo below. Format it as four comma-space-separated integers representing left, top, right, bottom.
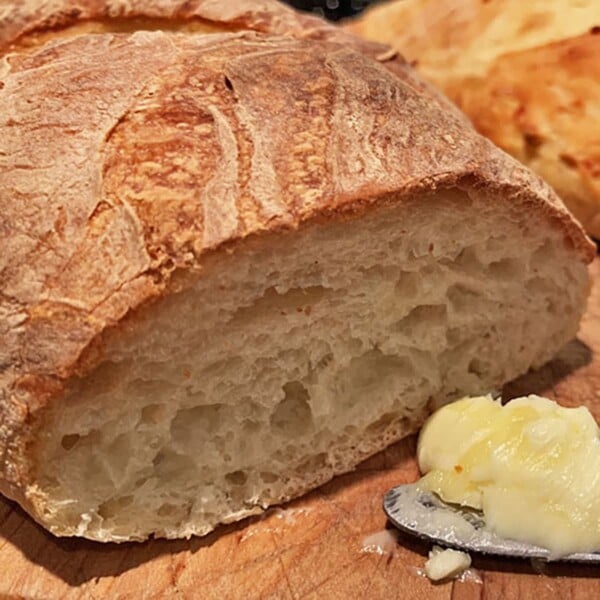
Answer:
417, 395, 600, 557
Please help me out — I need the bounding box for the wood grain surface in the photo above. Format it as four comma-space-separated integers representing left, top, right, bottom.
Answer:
1, 261, 599, 600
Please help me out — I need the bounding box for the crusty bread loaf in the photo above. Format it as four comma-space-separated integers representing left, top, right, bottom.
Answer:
347, 0, 600, 237
0, 0, 594, 542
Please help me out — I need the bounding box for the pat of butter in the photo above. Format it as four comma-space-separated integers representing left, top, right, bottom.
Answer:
417, 395, 600, 557
425, 546, 471, 581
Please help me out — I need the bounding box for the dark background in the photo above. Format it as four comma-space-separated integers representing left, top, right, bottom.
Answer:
283, 0, 380, 21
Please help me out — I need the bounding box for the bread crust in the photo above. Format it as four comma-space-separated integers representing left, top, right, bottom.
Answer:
0, 0, 594, 532
0, 0, 378, 53
347, 0, 600, 236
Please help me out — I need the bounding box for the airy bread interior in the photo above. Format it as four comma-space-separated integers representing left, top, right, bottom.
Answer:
31, 190, 587, 542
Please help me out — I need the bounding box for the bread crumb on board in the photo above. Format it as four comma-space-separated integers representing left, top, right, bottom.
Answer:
425, 546, 471, 581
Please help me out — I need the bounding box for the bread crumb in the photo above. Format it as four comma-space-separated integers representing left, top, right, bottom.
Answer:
425, 546, 471, 581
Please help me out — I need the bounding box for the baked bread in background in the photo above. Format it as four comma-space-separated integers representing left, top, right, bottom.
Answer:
0, 0, 594, 542
347, 0, 600, 237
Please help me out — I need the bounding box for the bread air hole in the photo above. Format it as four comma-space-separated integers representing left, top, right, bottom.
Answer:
98, 495, 134, 520
488, 257, 523, 280
270, 381, 313, 437
225, 471, 248, 486
139, 403, 167, 426
60, 434, 80, 451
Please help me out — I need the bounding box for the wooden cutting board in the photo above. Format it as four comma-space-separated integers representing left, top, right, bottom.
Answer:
2, 262, 600, 600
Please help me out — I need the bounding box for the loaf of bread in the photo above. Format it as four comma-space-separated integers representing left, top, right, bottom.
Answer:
347, 0, 600, 237
0, 0, 594, 542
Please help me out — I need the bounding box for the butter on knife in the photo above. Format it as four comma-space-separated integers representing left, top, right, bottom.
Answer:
417, 394, 600, 558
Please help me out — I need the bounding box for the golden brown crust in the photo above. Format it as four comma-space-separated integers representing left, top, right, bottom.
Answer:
347, 0, 600, 236
0, 0, 468, 114
0, 0, 373, 54
452, 32, 600, 236
0, 1, 594, 517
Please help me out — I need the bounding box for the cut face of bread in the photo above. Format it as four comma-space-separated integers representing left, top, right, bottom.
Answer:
31, 192, 587, 541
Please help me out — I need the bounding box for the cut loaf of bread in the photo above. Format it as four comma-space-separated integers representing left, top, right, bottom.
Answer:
0, 0, 594, 542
